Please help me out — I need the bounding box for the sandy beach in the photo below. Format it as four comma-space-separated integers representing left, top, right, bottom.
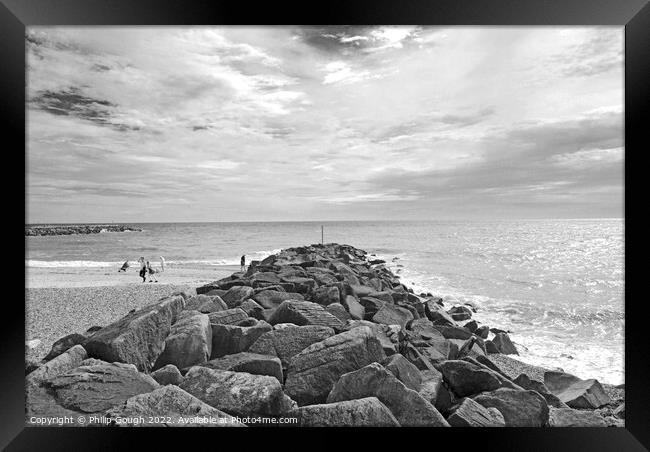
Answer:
25, 264, 238, 362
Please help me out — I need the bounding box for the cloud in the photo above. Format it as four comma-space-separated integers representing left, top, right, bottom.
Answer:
26, 26, 623, 222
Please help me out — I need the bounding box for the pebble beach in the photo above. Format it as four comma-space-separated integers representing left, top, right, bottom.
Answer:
25, 265, 237, 362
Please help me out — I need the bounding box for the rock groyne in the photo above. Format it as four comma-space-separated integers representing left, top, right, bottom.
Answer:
25, 243, 624, 427
25, 224, 142, 236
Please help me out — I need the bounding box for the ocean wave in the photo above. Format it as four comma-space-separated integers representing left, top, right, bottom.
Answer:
25, 248, 284, 268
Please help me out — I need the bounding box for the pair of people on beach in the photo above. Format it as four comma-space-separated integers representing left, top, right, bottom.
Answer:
138, 256, 165, 282
119, 257, 164, 282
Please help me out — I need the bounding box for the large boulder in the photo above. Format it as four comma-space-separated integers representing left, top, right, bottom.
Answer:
248, 325, 335, 368
513, 374, 568, 408
312, 285, 340, 306
279, 276, 317, 294
106, 385, 244, 427
359, 297, 386, 319
26, 344, 87, 387
268, 300, 344, 329
548, 407, 607, 427
432, 325, 473, 340
345, 320, 399, 356
425, 300, 456, 326
492, 332, 518, 355
341, 295, 365, 320
208, 308, 249, 326
286, 397, 399, 427
447, 397, 506, 427
448, 305, 472, 321
253, 290, 304, 309
472, 388, 549, 427
42, 361, 159, 414
440, 360, 503, 397
543, 371, 611, 408
419, 369, 452, 414
381, 354, 422, 391
84, 295, 184, 371
327, 363, 449, 426
180, 366, 296, 417
198, 352, 283, 382
284, 326, 386, 405
183, 295, 227, 313
43, 333, 87, 362
221, 286, 255, 307
153, 311, 212, 370
326, 303, 352, 322
151, 364, 183, 386
238, 299, 265, 320
372, 304, 414, 329
210, 320, 272, 358
409, 318, 445, 340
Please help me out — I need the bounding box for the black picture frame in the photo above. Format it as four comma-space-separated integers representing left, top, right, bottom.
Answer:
3, 0, 648, 449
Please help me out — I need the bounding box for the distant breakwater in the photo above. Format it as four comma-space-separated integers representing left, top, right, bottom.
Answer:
25, 224, 142, 236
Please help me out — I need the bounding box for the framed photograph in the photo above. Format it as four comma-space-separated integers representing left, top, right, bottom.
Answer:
3, 0, 648, 448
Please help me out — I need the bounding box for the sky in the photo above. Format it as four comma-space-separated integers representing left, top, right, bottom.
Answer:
26, 26, 624, 223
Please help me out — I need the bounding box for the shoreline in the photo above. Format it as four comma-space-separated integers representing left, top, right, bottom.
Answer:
25, 242, 624, 427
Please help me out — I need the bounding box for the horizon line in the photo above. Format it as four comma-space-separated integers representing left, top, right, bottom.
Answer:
25, 217, 625, 225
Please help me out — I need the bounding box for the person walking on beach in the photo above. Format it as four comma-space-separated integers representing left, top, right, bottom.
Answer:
240, 255, 246, 272
146, 260, 158, 283
118, 261, 130, 272
138, 257, 147, 283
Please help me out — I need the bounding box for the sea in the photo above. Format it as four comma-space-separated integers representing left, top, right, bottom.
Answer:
25, 219, 624, 385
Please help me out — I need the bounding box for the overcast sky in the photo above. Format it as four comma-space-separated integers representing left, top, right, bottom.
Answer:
26, 26, 623, 223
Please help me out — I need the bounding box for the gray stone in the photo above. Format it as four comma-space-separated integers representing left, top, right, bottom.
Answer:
253, 290, 304, 309
513, 373, 568, 408
84, 295, 184, 371
447, 397, 506, 427
26, 344, 87, 387
419, 368, 452, 414
151, 364, 183, 386
381, 354, 422, 391
372, 304, 414, 329
492, 332, 518, 355
409, 318, 445, 340
208, 308, 248, 325
268, 300, 344, 329
199, 352, 283, 382
210, 320, 272, 358
440, 360, 503, 397
284, 326, 386, 405
221, 286, 255, 307
183, 295, 227, 313
312, 285, 340, 306
43, 361, 159, 413
475, 325, 490, 339
287, 397, 399, 427
548, 407, 607, 427
43, 334, 87, 362
238, 299, 265, 320
425, 300, 456, 326
326, 303, 352, 322
327, 363, 449, 427
544, 371, 611, 409
180, 366, 296, 417
473, 388, 549, 427
448, 305, 472, 321
248, 324, 335, 368
341, 295, 365, 320
153, 311, 212, 370
106, 385, 244, 427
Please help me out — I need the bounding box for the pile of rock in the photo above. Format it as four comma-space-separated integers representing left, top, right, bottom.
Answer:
25, 224, 142, 236
25, 243, 623, 427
